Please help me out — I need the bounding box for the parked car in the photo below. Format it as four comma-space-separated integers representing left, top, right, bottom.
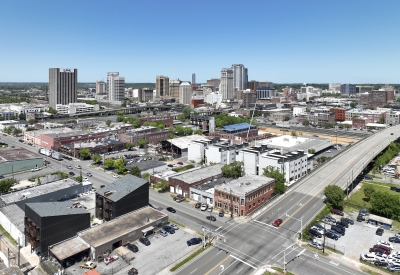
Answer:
31, 167, 40, 172
100, 184, 106, 188
175, 196, 185, 203
311, 226, 324, 235
82, 177, 88, 182
104, 255, 118, 265
128, 244, 138, 252
139, 237, 150, 246
219, 210, 224, 217
377, 240, 394, 250
173, 195, 183, 201
177, 162, 183, 165
361, 254, 376, 262
69, 172, 75, 176
163, 225, 175, 234
325, 231, 338, 240
86, 172, 92, 177
170, 224, 179, 230
364, 176, 373, 180
308, 241, 323, 250
308, 229, 322, 238
158, 230, 168, 237
167, 164, 174, 167
80, 261, 97, 269
75, 165, 82, 169
207, 207, 213, 212
373, 244, 391, 254
200, 204, 208, 211
389, 237, 400, 243
128, 267, 139, 275
336, 220, 349, 228
331, 225, 345, 235
187, 238, 202, 246
206, 216, 216, 221
370, 247, 390, 255
387, 265, 400, 272
342, 217, 354, 225
357, 214, 365, 222
166, 207, 176, 213
273, 219, 283, 227
326, 229, 341, 239
376, 228, 384, 236
67, 165, 73, 169
331, 209, 344, 216
194, 202, 201, 208
359, 208, 369, 216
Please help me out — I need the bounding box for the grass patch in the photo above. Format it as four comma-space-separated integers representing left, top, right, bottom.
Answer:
172, 164, 195, 173
0, 224, 17, 246
271, 266, 296, 275
168, 219, 185, 228
302, 244, 329, 256
324, 245, 344, 255
170, 243, 211, 272
302, 206, 331, 242
359, 259, 391, 274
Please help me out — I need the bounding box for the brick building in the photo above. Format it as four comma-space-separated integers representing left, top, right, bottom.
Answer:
118, 127, 169, 145
330, 108, 346, 121
168, 164, 224, 198
352, 117, 369, 129
190, 98, 204, 108
359, 90, 395, 109
139, 114, 173, 128
208, 123, 258, 144
40, 131, 106, 150
214, 175, 275, 217
242, 90, 256, 108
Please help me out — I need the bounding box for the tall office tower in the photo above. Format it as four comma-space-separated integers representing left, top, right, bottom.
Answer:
107, 72, 125, 101
232, 64, 248, 91
156, 75, 169, 98
49, 68, 78, 108
192, 73, 196, 85
220, 68, 234, 99
169, 79, 182, 98
179, 82, 192, 105
96, 81, 106, 95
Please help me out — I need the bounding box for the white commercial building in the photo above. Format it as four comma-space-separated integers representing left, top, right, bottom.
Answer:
293, 107, 307, 117
107, 72, 125, 101
179, 82, 192, 105
204, 91, 223, 106
56, 103, 100, 114
220, 68, 234, 100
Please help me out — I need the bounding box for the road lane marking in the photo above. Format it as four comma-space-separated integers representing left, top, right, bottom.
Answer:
303, 258, 341, 275
329, 260, 339, 266
204, 255, 230, 275
236, 268, 243, 273
230, 255, 256, 269
189, 269, 197, 274
252, 220, 277, 228
215, 226, 222, 231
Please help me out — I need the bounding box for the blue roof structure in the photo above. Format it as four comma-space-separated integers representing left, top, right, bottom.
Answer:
222, 123, 256, 133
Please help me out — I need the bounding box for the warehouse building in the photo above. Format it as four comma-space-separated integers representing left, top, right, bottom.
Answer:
0, 147, 44, 176
95, 175, 149, 221
25, 201, 90, 254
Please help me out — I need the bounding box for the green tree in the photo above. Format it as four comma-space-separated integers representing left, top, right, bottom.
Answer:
18, 113, 26, 120
126, 142, 135, 151
13, 128, 22, 136
79, 148, 91, 160
142, 172, 150, 182
130, 166, 141, 177
157, 124, 165, 130
0, 178, 16, 193
168, 133, 174, 139
133, 119, 141, 128
104, 158, 115, 169
302, 120, 310, 126
221, 161, 244, 179
363, 185, 375, 201
182, 107, 191, 119
194, 129, 203, 135
308, 148, 316, 154
91, 154, 102, 164
116, 110, 124, 116
324, 185, 345, 209
117, 165, 127, 174
138, 139, 147, 148
350, 102, 357, 108
263, 166, 286, 194
106, 120, 112, 127
291, 131, 297, 137
283, 115, 290, 121
28, 119, 36, 125
116, 116, 124, 122
114, 157, 126, 167
143, 122, 151, 126
3, 126, 14, 135
177, 114, 186, 122
184, 127, 193, 136
370, 191, 400, 220
37, 178, 41, 185
378, 116, 385, 124
48, 107, 58, 114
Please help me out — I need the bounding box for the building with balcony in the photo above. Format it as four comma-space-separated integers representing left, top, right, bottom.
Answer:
95, 175, 148, 221
25, 201, 90, 253
214, 175, 275, 217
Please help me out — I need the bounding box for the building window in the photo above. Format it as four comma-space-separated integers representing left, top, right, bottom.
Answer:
249, 204, 252, 209
253, 202, 255, 207
217, 201, 221, 207
258, 199, 260, 204
241, 199, 244, 205
262, 197, 264, 202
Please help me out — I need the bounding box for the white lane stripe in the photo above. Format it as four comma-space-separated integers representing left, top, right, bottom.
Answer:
230, 255, 257, 269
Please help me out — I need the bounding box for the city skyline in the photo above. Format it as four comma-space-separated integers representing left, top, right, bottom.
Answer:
1, 1, 400, 83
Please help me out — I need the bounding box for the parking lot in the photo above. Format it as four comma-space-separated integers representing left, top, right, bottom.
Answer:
66, 226, 202, 275
323, 212, 400, 261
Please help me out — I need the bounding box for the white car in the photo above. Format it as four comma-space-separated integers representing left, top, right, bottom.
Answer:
67, 165, 73, 169
112, 174, 119, 178
200, 204, 208, 211
75, 165, 82, 169
374, 253, 388, 262
31, 167, 40, 172
82, 177, 88, 181
170, 224, 179, 230
308, 241, 323, 250
377, 240, 394, 250
311, 226, 324, 235
326, 150, 331, 153
361, 254, 376, 262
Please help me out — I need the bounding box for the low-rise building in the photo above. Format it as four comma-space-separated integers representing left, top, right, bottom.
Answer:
330, 108, 346, 121
56, 103, 100, 115
118, 127, 169, 145
345, 108, 387, 123
352, 117, 369, 129
386, 111, 400, 126
0, 147, 44, 176
214, 175, 275, 216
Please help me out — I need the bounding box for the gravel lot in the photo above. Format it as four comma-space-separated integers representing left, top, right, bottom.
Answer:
66, 227, 201, 275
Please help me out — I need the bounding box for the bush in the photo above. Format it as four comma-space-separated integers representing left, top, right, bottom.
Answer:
172, 164, 195, 173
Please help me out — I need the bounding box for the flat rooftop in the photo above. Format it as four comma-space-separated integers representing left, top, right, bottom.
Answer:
167, 134, 204, 149
0, 147, 42, 163
45, 130, 91, 138
215, 175, 274, 196
256, 135, 332, 153
24, 128, 74, 137
0, 178, 81, 206
78, 207, 167, 248
50, 237, 90, 261
0, 204, 24, 232
96, 174, 148, 202
170, 164, 224, 185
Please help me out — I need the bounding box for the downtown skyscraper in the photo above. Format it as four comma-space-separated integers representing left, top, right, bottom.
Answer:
107, 72, 125, 101
48, 68, 77, 108
232, 64, 248, 91
220, 68, 233, 99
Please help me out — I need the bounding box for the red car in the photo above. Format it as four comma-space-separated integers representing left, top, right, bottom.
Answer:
177, 162, 183, 165
373, 244, 391, 253
273, 219, 283, 227
369, 247, 390, 255
331, 209, 344, 216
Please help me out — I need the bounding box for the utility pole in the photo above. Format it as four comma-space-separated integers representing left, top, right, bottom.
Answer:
230, 188, 233, 219
322, 221, 326, 254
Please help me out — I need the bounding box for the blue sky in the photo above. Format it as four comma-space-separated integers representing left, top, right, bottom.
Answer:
1, 0, 399, 83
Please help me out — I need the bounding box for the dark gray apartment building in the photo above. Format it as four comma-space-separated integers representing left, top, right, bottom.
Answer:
49, 68, 78, 108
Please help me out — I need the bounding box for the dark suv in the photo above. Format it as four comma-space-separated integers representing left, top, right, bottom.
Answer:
308, 229, 322, 238
139, 237, 150, 246
163, 225, 175, 234
376, 228, 384, 236
331, 225, 345, 235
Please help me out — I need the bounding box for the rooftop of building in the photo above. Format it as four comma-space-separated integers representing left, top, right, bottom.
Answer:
347, 108, 388, 114
45, 130, 92, 138
78, 207, 167, 248
96, 174, 148, 202
222, 123, 256, 133
191, 177, 228, 192
167, 134, 204, 149
170, 164, 224, 185
0, 178, 81, 206
256, 134, 331, 153
0, 147, 42, 163
0, 266, 24, 275
26, 201, 89, 217
0, 204, 24, 232
215, 175, 274, 196
49, 236, 90, 262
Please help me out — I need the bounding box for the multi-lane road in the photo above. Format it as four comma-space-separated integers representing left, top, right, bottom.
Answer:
174, 125, 400, 275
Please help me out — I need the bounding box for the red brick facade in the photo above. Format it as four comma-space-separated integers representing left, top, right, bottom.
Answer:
139, 114, 173, 128
330, 108, 346, 121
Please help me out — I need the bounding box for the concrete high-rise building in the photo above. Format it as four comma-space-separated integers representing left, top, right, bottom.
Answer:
192, 73, 196, 85
340, 84, 356, 95
169, 79, 182, 98
179, 82, 192, 105
232, 64, 248, 91
220, 68, 234, 99
247, 80, 259, 90
96, 81, 106, 95
206, 78, 221, 92
156, 75, 169, 98
49, 68, 78, 108
107, 72, 125, 101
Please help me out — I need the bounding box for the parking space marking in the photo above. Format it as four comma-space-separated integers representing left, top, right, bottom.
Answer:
236, 268, 243, 273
